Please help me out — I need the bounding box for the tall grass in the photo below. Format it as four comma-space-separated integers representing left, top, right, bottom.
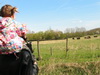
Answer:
32, 36, 100, 75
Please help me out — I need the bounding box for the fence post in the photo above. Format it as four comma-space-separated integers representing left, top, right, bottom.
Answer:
37, 40, 41, 60
50, 47, 53, 56
66, 38, 68, 55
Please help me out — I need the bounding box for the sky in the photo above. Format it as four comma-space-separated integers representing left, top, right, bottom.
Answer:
0, 0, 100, 32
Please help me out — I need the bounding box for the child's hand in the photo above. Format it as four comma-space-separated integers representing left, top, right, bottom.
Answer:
22, 24, 26, 27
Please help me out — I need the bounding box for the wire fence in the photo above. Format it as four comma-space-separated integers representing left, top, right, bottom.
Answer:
32, 36, 100, 61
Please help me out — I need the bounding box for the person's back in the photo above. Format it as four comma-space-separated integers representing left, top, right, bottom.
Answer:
0, 5, 27, 54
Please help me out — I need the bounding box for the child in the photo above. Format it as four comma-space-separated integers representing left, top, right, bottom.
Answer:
0, 4, 39, 75
0, 4, 27, 54
0, 5, 38, 73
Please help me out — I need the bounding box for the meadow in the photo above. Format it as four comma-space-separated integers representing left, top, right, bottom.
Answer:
32, 35, 100, 75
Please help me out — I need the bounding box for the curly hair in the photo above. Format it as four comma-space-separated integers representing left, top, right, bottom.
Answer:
0, 4, 18, 17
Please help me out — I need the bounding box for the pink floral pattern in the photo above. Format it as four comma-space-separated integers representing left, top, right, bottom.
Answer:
0, 17, 27, 54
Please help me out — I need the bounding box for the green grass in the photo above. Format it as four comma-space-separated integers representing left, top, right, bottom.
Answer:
32, 36, 100, 75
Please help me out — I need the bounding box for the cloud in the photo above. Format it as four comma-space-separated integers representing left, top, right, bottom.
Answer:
72, 20, 83, 24
84, 20, 100, 30
96, 1, 100, 5
67, 19, 100, 30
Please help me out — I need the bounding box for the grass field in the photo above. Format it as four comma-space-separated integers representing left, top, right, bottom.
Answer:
32, 35, 100, 75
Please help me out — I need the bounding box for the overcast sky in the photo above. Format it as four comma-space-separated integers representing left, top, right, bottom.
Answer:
0, 0, 100, 32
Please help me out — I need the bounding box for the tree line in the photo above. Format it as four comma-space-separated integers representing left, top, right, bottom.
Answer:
26, 27, 100, 41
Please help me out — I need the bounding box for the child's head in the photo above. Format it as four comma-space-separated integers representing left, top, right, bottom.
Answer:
0, 4, 18, 17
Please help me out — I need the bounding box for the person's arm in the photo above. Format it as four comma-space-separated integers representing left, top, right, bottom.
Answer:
21, 33, 27, 41
14, 21, 28, 41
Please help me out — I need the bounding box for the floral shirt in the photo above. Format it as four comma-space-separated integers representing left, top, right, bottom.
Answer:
0, 17, 27, 54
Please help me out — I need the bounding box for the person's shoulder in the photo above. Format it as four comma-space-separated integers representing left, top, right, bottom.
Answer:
0, 17, 12, 22
0, 17, 9, 25
0, 17, 15, 26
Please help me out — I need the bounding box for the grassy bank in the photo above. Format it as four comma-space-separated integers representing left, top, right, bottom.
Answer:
32, 36, 100, 75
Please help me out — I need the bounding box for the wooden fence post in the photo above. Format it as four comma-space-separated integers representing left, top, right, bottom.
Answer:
37, 40, 41, 60
66, 38, 68, 55
50, 47, 53, 56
